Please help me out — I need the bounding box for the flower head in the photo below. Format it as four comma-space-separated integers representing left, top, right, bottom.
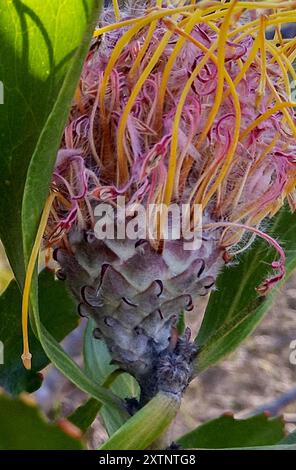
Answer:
21, 0, 296, 371
49, 1, 296, 285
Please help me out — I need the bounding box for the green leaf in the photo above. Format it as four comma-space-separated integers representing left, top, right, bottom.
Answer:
177, 414, 285, 449
0, 0, 101, 285
68, 370, 127, 432
100, 392, 180, 450
33, 313, 128, 414
0, 393, 83, 450
83, 319, 140, 435
236, 444, 296, 450
69, 397, 102, 433
0, 271, 78, 394
195, 206, 296, 371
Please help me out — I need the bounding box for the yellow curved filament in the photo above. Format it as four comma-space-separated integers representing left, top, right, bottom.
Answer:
128, 0, 164, 81
99, 5, 209, 116
199, 92, 241, 208
117, 5, 189, 186
156, 11, 202, 131
128, 22, 157, 81
117, 29, 174, 185
159, 18, 240, 211
196, 0, 238, 150
223, 35, 260, 101
289, 48, 296, 63
94, 4, 211, 38
22, 192, 56, 370
94, 2, 296, 40
99, 16, 154, 117
240, 102, 296, 141
163, 43, 217, 208
112, 0, 120, 20
281, 36, 296, 58
229, 12, 296, 40
267, 42, 295, 96
266, 77, 296, 138
256, 15, 267, 107
249, 133, 280, 176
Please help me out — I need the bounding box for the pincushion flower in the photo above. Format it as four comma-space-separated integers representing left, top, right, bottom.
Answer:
21, 0, 296, 401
